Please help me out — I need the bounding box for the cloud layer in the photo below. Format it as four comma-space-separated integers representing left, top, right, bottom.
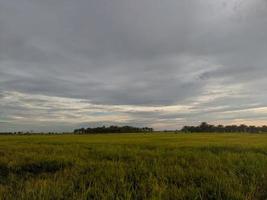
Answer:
1, 0, 267, 131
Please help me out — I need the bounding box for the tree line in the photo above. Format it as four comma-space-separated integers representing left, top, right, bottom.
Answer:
74, 125, 154, 134
181, 122, 267, 133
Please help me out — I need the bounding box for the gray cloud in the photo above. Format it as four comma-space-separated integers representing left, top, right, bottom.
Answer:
1, 0, 267, 131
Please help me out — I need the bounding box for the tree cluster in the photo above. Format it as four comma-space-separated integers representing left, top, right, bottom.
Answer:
74, 125, 154, 134
181, 122, 267, 133
0, 132, 61, 135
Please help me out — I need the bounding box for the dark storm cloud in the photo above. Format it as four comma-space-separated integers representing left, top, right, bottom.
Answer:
1, 0, 267, 131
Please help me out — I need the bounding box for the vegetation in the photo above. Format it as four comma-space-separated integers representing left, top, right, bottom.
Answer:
182, 122, 267, 133
74, 125, 153, 134
1, 133, 267, 199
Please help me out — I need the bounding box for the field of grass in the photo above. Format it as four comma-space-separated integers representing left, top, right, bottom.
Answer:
1, 133, 267, 199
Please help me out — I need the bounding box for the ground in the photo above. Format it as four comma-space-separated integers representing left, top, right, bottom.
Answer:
1, 133, 267, 199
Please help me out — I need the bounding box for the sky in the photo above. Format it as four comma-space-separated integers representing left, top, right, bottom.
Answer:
1, 0, 267, 132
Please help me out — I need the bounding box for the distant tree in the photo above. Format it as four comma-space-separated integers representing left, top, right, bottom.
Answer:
181, 122, 267, 133
74, 126, 154, 134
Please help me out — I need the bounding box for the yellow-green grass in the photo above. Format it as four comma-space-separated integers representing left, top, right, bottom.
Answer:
1, 133, 267, 199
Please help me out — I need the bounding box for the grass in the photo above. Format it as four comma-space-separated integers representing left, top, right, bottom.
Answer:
1, 133, 267, 199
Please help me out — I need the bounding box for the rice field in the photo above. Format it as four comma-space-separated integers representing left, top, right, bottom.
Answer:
1, 133, 267, 199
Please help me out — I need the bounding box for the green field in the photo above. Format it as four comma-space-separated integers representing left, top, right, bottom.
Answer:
1, 133, 267, 199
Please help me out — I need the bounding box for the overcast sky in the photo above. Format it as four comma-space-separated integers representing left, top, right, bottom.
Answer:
1, 0, 267, 132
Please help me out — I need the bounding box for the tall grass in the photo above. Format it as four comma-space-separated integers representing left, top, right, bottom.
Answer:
1, 133, 267, 199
